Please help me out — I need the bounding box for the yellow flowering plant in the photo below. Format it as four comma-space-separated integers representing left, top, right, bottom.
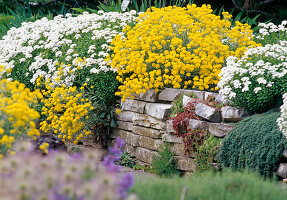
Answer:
0, 76, 42, 157
39, 79, 94, 145
110, 4, 259, 101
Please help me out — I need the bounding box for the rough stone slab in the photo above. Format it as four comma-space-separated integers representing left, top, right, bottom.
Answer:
158, 88, 184, 102
204, 92, 218, 100
137, 135, 164, 151
124, 143, 136, 156
208, 123, 235, 137
182, 95, 194, 108
145, 103, 172, 120
277, 163, 287, 178
162, 133, 183, 143
135, 147, 158, 164
215, 95, 224, 104
118, 121, 133, 131
283, 149, 287, 158
187, 119, 209, 130
132, 126, 162, 139
175, 156, 196, 171
221, 106, 248, 122
133, 89, 158, 102
115, 129, 139, 146
116, 111, 136, 122
195, 102, 222, 123
133, 113, 166, 130
171, 143, 195, 158
121, 98, 146, 114
166, 119, 175, 133
78, 134, 95, 145
183, 89, 205, 100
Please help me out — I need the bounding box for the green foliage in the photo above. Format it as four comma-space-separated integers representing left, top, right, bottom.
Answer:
170, 92, 196, 118
151, 144, 180, 176
83, 71, 119, 147
94, 0, 193, 13
97, 0, 122, 12
218, 109, 287, 177
0, 0, 66, 39
195, 134, 221, 172
116, 152, 136, 168
212, 6, 267, 32
254, 26, 287, 46
133, 163, 153, 172
132, 170, 287, 200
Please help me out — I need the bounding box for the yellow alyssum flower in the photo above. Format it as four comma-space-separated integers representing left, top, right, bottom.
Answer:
39, 142, 49, 154
40, 81, 93, 145
0, 74, 42, 156
115, 109, 122, 114
110, 5, 259, 101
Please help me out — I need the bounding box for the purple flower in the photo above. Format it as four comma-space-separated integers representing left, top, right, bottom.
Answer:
103, 138, 125, 173
117, 173, 134, 199
102, 138, 134, 199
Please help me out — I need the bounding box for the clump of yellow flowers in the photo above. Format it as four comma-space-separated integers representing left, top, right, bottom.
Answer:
39, 142, 49, 154
110, 4, 259, 101
40, 79, 94, 145
0, 76, 42, 157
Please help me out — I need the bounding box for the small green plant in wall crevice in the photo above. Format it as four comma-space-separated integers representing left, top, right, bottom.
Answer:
152, 143, 180, 176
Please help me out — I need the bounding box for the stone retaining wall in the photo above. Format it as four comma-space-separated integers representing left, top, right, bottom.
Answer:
112, 88, 249, 172
111, 88, 287, 177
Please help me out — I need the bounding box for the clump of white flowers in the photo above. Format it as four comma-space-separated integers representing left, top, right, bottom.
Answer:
0, 11, 137, 88
277, 93, 287, 138
218, 39, 287, 113
255, 21, 287, 45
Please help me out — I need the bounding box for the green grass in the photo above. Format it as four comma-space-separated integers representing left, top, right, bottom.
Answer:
131, 170, 287, 200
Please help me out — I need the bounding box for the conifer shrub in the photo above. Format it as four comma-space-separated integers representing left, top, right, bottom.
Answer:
218, 109, 287, 177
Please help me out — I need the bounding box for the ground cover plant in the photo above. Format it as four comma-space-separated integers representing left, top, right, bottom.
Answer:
110, 4, 258, 101
218, 109, 287, 177
132, 170, 287, 200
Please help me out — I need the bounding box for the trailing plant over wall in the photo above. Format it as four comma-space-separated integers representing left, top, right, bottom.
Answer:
218, 109, 287, 177
171, 96, 221, 154
170, 92, 196, 118
110, 4, 258, 101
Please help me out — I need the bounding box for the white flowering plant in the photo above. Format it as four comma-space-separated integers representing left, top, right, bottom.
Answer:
0, 10, 137, 146
254, 21, 287, 46
277, 93, 287, 138
218, 39, 287, 113
0, 11, 137, 89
